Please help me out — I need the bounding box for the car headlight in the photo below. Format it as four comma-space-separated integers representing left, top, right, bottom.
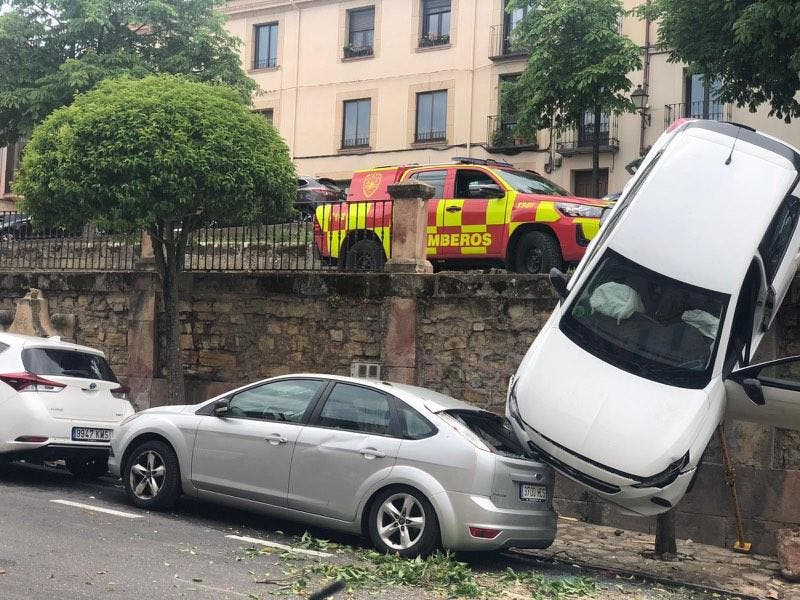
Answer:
632, 452, 690, 489
556, 202, 603, 219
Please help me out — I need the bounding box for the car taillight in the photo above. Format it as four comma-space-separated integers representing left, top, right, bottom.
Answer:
0, 372, 65, 393
111, 385, 129, 400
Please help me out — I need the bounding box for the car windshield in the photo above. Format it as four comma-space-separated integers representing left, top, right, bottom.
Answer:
498, 169, 570, 197
22, 348, 118, 382
559, 249, 729, 389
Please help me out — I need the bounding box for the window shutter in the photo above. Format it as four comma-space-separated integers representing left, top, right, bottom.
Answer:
349, 7, 374, 31
424, 0, 451, 13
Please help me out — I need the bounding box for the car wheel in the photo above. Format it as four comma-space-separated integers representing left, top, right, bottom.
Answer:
344, 238, 385, 271
123, 440, 181, 510
514, 230, 563, 274
367, 487, 440, 558
65, 455, 109, 480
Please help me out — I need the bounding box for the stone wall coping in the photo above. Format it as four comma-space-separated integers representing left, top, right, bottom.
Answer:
387, 181, 436, 200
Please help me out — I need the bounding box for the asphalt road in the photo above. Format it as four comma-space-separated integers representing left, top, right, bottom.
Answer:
0, 462, 732, 600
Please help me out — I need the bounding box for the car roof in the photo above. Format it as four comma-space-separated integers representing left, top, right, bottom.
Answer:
606, 121, 800, 294
0, 332, 106, 356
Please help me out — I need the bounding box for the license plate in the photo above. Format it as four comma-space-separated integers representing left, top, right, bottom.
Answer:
519, 483, 547, 502
71, 427, 112, 442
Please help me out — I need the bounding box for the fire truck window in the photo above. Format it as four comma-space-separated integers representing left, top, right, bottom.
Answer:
410, 169, 447, 198
455, 169, 498, 199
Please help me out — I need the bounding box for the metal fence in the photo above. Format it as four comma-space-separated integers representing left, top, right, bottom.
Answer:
0, 212, 140, 271
0, 202, 396, 273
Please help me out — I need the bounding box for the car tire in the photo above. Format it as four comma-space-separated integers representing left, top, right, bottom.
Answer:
367, 487, 440, 558
123, 440, 181, 510
343, 238, 385, 271
514, 230, 563, 274
65, 455, 109, 480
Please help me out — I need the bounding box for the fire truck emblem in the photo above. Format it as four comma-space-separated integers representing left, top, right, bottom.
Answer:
362, 172, 382, 198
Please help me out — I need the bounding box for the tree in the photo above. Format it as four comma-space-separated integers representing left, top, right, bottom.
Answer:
642, 0, 800, 123
0, 0, 256, 145
13, 75, 296, 404
503, 0, 641, 198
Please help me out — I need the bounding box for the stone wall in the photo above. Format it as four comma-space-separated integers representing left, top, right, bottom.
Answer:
1, 269, 799, 555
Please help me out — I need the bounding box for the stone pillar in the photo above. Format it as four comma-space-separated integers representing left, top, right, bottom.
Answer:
137, 229, 156, 270
384, 181, 434, 274
8, 289, 56, 337
382, 298, 418, 385
126, 273, 158, 410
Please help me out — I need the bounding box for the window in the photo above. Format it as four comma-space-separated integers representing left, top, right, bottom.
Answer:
254, 108, 274, 124
560, 249, 730, 389
21, 348, 118, 382
3, 142, 21, 195
503, 0, 528, 53
415, 90, 447, 143
342, 99, 371, 148
685, 73, 722, 120
395, 402, 436, 439
227, 379, 323, 422
346, 7, 375, 57
317, 383, 391, 435
500, 169, 569, 196
253, 23, 278, 69
759, 194, 800, 283
578, 111, 610, 146
410, 169, 447, 197
421, 0, 450, 46
454, 169, 500, 199
573, 169, 609, 198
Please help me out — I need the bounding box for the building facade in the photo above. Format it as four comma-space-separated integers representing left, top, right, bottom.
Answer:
223, 0, 800, 196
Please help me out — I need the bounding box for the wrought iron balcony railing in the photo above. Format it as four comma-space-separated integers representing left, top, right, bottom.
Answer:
664, 101, 728, 130
487, 116, 537, 151
488, 25, 530, 60
555, 114, 619, 156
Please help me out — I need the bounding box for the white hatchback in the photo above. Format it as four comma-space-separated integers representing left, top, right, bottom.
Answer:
0, 332, 134, 478
509, 120, 800, 516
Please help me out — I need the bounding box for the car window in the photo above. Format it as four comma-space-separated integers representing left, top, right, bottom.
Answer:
724, 259, 762, 373
409, 169, 447, 198
227, 379, 324, 422
21, 348, 117, 382
395, 401, 436, 439
759, 194, 800, 283
454, 169, 501, 199
496, 169, 569, 196
297, 178, 308, 187
560, 249, 730, 389
316, 383, 391, 435
759, 359, 800, 385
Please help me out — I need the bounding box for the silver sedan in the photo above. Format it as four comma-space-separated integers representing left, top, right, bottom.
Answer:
109, 375, 556, 557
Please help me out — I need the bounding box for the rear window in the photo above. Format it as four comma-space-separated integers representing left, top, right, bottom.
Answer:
22, 348, 117, 382
447, 410, 525, 457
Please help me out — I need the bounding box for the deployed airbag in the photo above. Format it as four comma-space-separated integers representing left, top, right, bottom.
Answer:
589, 282, 645, 323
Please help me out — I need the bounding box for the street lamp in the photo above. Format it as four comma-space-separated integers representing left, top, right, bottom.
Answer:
631, 84, 651, 126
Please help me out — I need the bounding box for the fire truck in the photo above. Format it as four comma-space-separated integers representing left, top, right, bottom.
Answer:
314, 158, 609, 272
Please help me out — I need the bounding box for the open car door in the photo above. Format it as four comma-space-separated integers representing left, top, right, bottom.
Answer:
725, 356, 800, 430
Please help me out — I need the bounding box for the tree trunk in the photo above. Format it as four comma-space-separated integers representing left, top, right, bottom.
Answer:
655, 509, 677, 557
149, 223, 186, 406
592, 105, 602, 198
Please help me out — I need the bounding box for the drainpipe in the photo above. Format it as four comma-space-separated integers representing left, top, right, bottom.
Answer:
466, 0, 478, 156
639, 0, 651, 156
289, 1, 302, 160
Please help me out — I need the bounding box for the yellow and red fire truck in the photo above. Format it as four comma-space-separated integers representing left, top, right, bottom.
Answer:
314, 158, 609, 272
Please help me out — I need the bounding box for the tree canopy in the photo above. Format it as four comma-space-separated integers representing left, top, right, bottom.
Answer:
14, 74, 295, 403
643, 0, 800, 122
0, 0, 256, 145
503, 0, 641, 137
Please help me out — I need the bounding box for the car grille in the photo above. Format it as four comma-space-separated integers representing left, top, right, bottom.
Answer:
527, 441, 621, 495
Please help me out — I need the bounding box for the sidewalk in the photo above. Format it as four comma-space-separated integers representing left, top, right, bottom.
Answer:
515, 517, 800, 600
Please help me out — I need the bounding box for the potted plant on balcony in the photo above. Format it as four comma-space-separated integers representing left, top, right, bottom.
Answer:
419, 33, 450, 48
343, 44, 373, 58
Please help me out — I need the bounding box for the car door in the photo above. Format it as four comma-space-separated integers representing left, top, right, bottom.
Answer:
757, 187, 800, 334
447, 168, 508, 259
190, 378, 326, 507
725, 357, 800, 430
287, 382, 401, 521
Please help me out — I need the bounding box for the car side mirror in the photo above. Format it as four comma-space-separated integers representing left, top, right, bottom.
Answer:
549, 268, 569, 300
471, 183, 505, 199
213, 398, 230, 416
742, 378, 766, 406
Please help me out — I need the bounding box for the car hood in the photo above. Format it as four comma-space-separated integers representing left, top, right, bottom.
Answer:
515, 193, 609, 207
140, 404, 192, 415
513, 323, 710, 478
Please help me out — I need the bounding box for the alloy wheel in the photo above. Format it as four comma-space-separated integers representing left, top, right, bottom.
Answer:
129, 450, 166, 501
376, 493, 426, 551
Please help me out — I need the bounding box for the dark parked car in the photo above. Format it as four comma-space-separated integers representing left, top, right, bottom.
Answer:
295, 177, 346, 220
0, 213, 82, 240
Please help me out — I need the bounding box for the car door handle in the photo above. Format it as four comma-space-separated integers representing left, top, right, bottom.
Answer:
359, 448, 385, 459
265, 434, 288, 445
445, 206, 462, 213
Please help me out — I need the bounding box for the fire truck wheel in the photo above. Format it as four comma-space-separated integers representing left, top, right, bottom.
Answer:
514, 230, 562, 274
344, 238, 385, 270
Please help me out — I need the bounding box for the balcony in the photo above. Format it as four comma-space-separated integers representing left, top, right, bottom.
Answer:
664, 101, 728, 130
415, 130, 446, 144
341, 136, 370, 150
252, 56, 277, 70
555, 115, 619, 157
343, 44, 373, 59
487, 116, 537, 152
488, 25, 529, 60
